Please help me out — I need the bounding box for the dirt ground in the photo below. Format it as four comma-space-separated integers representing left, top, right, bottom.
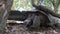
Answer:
6, 20, 60, 34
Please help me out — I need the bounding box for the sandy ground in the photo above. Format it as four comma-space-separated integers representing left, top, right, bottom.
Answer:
6, 20, 60, 34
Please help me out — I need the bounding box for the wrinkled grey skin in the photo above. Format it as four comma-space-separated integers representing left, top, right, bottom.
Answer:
24, 12, 60, 28
23, 12, 49, 28
31, 15, 40, 28
23, 14, 35, 27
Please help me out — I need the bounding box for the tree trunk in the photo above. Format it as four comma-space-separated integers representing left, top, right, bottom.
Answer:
0, 0, 13, 34
0, 0, 6, 34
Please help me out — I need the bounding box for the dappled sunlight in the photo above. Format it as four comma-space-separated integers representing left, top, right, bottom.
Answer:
11, 0, 33, 11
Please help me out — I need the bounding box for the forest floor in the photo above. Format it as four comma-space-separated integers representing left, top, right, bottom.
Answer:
6, 20, 60, 34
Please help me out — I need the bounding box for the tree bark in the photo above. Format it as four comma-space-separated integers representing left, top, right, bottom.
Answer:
0, 0, 6, 34
0, 0, 13, 34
